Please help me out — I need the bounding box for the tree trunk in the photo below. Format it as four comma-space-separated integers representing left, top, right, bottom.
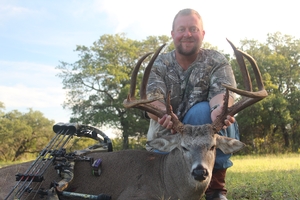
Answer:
283, 130, 290, 148
13, 139, 28, 161
123, 134, 129, 149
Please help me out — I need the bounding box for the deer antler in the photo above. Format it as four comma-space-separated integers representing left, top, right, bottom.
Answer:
123, 44, 185, 133
212, 39, 268, 132
124, 40, 268, 134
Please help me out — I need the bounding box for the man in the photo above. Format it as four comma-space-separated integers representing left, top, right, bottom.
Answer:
145, 8, 240, 200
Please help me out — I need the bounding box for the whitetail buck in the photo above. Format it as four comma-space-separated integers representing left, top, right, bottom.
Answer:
0, 39, 267, 200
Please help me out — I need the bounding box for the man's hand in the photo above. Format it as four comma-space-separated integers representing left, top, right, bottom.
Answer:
210, 93, 236, 129
211, 104, 235, 129
158, 114, 177, 134
147, 101, 177, 134
158, 114, 173, 129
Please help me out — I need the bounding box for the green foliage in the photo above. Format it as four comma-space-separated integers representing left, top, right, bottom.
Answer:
65, 137, 98, 152
232, 32, 300, 153
56, 33, 171, 149
0, 102, 112, 161
0, 106, 55, 161
112, 136, 147, 151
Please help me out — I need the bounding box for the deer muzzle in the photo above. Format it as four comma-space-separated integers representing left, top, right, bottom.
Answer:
191, 165, 209, 181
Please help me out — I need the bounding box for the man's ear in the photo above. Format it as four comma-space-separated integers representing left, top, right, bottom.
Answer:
171, 30, 175, 39
215, 134, 245, 154
202, 30, 205, 38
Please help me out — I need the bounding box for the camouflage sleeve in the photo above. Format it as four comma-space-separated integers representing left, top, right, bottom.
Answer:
208, 52, 236, 101
146, 55, 167, 103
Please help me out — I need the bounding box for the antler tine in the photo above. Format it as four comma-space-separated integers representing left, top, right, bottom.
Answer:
226, 38, 252, 91
212, 39, 268, 132
240, 50, 265, 91
140, 44, 167, 99
123, 44, 185, 134
227, 38, 265, 91
129, 52, 153, 99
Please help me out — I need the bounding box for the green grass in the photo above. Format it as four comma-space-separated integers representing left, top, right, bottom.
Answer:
0, 160, 31, 168
225, 154, 300, 200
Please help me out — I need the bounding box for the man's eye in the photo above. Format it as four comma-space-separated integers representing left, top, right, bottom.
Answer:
178, 28, 185, 32
190, 27, 199, 33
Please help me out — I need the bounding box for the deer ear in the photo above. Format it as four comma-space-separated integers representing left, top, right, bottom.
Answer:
215, 134, 245, 154
147, 134, 181, 152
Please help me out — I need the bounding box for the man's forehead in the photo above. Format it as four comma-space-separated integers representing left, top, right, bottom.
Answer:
174, 14, 202, 27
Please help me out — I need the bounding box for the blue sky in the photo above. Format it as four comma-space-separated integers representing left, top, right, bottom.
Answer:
1, 0, 299, 127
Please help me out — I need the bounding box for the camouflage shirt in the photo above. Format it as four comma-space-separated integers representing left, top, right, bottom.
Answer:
146, 48, 236, 142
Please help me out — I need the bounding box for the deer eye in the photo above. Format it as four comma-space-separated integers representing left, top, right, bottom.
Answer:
210, 145, 216, 151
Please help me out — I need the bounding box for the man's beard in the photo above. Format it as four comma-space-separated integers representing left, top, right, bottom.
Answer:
177, 41, 201, 56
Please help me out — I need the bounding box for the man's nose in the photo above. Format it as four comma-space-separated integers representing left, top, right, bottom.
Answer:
183, 30, 193, 37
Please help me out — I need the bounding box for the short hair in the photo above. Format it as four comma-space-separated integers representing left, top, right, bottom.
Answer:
172, 8, 203, 30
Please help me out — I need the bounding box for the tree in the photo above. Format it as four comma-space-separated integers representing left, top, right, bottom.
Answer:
0, 106, 55, 161
232, 32, 300, 153
57, 33, 171, 149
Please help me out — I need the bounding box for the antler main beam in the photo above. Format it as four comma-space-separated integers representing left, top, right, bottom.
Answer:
123, 44, 185, 133
212, 39, 268, 132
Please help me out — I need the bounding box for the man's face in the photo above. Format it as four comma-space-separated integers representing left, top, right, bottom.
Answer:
171, 14, 205, 56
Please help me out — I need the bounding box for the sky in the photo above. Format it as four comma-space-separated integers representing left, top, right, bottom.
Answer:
0, 0, 299, 133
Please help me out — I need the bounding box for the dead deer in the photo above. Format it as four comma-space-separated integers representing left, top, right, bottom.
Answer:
0, 39, 267, 200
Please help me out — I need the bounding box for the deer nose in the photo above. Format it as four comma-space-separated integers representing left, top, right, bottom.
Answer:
192, 165, 209, 181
